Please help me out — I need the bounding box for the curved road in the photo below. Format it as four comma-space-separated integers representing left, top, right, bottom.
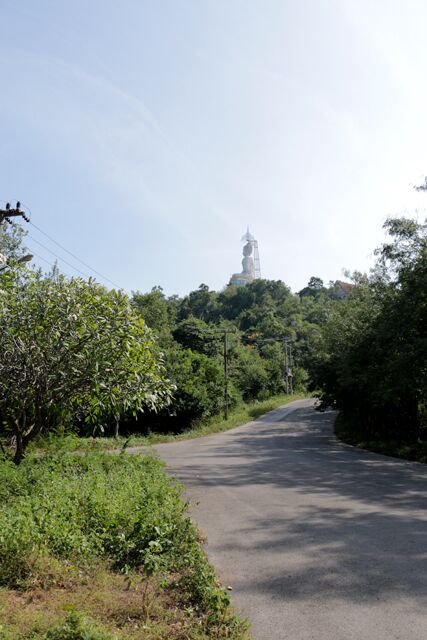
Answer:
155, 400, 427, 639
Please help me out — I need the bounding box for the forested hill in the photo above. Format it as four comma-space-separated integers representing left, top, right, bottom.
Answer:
0, 218, 349, 460
130, 277, 346, 430
131, 215, 426, 456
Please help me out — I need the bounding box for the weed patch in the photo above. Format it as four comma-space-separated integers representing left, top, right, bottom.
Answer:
0, 453, 249, 639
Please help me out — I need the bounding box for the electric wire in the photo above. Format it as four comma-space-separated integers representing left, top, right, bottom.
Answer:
29, 220, 121, 288
27, 250, 56, 270
27, 234, 91, 279
1, 199, 122, 288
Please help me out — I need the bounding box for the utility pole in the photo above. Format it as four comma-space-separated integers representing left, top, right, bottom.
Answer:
283, 340, 294, 395
0, 202, 30, 225
223, 329, 229, 420
186, 321, 232, 420
284, 341, 289, 395
0, 202, 32, 272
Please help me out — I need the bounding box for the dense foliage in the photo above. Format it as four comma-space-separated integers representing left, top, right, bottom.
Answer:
0, 453, 190, 584
0, 220, 28, 263
0, 271, 172, 462
8, 214, 423, 454
0, 451, 247, 638
130, 278, 341, 431
315, 217, 427, 449
2, 220, 353, 453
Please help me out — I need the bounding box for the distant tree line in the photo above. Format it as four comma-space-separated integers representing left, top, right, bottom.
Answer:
129, 275, 349, 431
0, 220, 344, 460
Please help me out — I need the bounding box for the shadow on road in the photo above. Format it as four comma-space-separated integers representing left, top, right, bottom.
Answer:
160, 406, 427, 605
178, 407, 427, 510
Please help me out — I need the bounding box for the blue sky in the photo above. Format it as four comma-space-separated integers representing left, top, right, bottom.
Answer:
1, 0, 427, 295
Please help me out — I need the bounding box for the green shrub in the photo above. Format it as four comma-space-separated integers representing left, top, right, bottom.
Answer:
0, 451, 247, 635
0, 451, 238, 617
0, 507, 42, 585
0, 452, 190, 586
44, 611, 116, 640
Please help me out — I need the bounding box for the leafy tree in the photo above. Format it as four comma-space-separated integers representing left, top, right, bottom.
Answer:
177, 284, 219, 322
173, 317, 223, 357
0, 220, 28, 263
139, 345, 229, 431
315, 216, 427, 443
308, 276, 324, 290
299, 276, 326, 297
230, 344, 270, 401
218, 279, 292, 323
130, 286, 176, 350
0, 274, 173, 462
258, 342, 286, 395
166, 346, 227, 422
380, 217, 426, 269
132, 286, 170, 331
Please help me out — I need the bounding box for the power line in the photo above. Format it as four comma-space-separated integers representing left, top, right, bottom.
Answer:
27, 234, 91, 279
28, 250, 56, 270
29, 220, 121, 288
1, 198, 122, 288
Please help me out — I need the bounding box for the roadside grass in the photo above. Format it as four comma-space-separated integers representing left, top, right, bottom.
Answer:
0, 451, 249, 639
0, 394, 308, 637
0, 564, 245, 639
335, 413, 427, 464
30, 393, 308, 455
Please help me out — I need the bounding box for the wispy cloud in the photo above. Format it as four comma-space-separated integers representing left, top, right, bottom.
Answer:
0, 48, 236, 244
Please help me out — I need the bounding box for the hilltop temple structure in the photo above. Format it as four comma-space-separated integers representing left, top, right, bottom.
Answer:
229, 228, 261, 286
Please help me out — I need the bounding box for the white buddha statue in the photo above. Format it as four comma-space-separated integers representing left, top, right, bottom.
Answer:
241, 241, 255, 278
230, 233, 256, 286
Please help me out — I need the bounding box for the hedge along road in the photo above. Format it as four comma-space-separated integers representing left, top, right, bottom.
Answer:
154, 399, 427, 640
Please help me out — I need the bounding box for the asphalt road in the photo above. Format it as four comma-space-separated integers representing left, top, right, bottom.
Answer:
154, 399, 427, 640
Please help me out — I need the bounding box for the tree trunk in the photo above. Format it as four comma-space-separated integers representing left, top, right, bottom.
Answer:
13, 412, 40, 465
13, 429, 24, 465
114, 420, 119, 439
